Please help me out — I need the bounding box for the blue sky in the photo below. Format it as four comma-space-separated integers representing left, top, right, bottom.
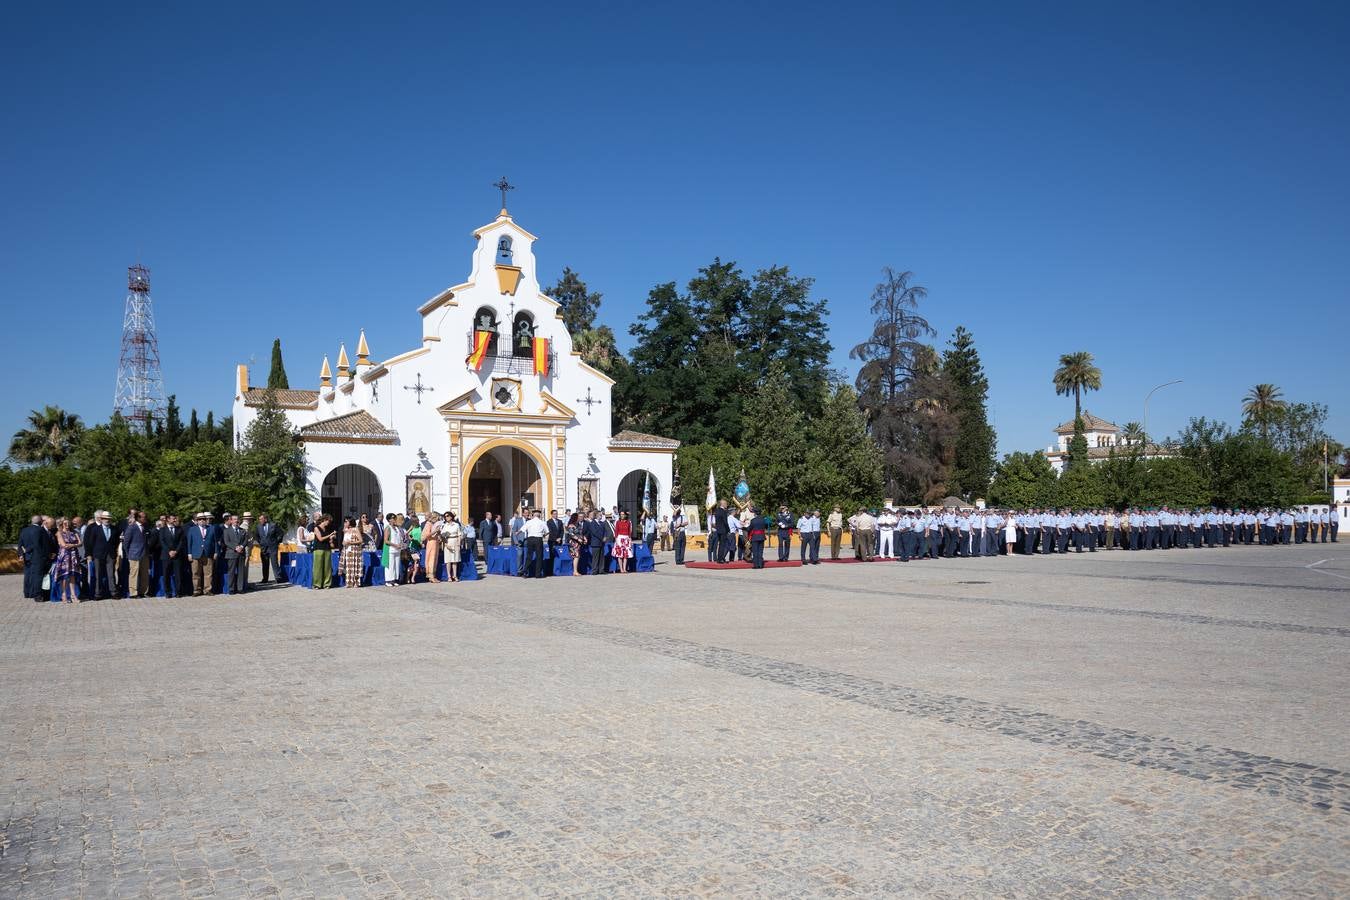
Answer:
4, 1, 1346, 456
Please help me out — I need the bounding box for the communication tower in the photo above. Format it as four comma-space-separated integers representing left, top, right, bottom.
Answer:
113, 264, 167, 427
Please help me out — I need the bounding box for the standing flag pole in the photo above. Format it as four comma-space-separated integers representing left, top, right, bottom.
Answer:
705, 467, 717, 510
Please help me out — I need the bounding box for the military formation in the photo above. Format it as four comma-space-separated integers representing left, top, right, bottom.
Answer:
702, 500, 1339, 567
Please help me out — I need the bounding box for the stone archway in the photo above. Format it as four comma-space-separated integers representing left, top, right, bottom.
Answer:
321, 464, 382, 522
461, 438, 552, 522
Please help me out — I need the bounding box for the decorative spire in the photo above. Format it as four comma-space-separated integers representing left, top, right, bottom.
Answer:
336, 343, 350, 378
319, 356, 332, 388
356, 329, 370, 366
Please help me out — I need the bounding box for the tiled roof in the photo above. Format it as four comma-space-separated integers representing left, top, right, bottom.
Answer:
242, 388, 319, 409
608, 429, 680, 450
1054, 411, 1120, 434
298, 410, 397, 443
1047, 443, 1175, 459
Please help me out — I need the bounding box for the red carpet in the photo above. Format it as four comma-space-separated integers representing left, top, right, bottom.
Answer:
684, 560, 804, 570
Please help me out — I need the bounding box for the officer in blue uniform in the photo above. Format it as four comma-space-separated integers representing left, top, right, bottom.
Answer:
775, 506, 794, 562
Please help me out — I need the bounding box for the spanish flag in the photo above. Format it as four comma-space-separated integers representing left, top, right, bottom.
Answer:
532, 336, 549, 376
466, 330, 492, 370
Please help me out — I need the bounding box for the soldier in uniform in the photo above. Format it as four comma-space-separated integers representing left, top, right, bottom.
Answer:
747, 507, 768, 569
775, 506, 794, 562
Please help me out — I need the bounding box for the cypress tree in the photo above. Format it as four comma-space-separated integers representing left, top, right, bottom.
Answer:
267, 338, 290, 390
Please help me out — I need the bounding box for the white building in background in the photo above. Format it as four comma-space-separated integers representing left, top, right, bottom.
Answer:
231, 203, 677, 524
1043, 411, 1178, 474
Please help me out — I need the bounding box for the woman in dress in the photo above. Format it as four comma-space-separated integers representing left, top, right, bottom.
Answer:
440, 512, 463, 582
423, 513, 442, 583
53, 517, 83, 603
1003, 510, 1018, 556
612, 510, 633, 574
406, 516, 423, 583
295, 517, 312, 553
566, 512, 583, 576
311, 515, 336, 589
341, 516, 364, 588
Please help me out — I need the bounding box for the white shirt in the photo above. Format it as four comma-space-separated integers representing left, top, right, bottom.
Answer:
523, 518, 548, 539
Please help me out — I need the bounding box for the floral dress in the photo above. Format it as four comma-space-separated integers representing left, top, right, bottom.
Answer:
566, 522, 583, 557
53, 529, 82, 589
613, 519, 633, 559
342, 527, 364, 587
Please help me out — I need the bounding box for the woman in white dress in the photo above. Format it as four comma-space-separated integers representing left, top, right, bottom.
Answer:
1003, 511, 1017, 556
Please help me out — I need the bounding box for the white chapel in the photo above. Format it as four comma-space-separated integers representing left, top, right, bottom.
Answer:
231, 201, 678, 524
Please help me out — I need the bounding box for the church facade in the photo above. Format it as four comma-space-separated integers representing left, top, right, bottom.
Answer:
231, 205, 677, 524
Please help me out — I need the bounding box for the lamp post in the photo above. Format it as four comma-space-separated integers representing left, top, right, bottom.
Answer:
1143, 380, 1183, 448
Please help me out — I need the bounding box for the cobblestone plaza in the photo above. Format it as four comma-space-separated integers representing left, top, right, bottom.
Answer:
2, 544, 1347, 896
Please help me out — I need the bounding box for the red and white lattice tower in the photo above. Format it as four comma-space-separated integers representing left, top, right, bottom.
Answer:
113, 264, 167, 428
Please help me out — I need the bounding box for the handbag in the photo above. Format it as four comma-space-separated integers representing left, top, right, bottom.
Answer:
41, 572, 50, 592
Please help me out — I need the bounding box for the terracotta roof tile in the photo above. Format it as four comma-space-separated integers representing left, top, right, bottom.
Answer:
608, 429, 680, 450
242, 388, 319, 409
1054, 411, 1120, 434
298, 410, 397, 443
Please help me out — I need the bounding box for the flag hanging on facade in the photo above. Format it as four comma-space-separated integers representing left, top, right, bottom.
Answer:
466, 330, 492, 370
705, 467, 716, 510
532, 337, 549, 376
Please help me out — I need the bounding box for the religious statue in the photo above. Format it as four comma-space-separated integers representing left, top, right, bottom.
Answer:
514, 316, 533, 354
408, 479, 431, 516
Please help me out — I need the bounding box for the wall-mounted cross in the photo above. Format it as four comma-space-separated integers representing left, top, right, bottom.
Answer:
404, 373, 434, 405
577, 386, 601, 416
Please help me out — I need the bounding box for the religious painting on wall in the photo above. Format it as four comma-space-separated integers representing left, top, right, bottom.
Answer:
576, 477, 599, 513
406, 475, 432, 517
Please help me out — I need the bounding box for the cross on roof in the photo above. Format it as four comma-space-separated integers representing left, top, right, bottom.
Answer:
493, 177, 514, 212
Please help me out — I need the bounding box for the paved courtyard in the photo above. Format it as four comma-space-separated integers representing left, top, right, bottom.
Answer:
1, 542, 1347, 897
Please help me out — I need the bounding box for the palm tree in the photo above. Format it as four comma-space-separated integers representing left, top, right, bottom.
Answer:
9, 406, 84, 465
1242, 383, 1286, 442
1121, 421, 1145, 446
1052, 351, 1102, 421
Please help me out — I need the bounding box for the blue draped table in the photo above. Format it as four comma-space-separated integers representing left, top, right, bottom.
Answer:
549, 541, 653, 575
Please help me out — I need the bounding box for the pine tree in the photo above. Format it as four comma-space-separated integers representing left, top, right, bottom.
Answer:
267, 338, 290, 390
941, 326, 996, 497
188, 409, 200, 445
741, 359, 806, 509
204, 411, 215, 443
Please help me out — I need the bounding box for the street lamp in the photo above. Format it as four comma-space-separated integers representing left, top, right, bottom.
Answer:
1143, 380, 1183, 447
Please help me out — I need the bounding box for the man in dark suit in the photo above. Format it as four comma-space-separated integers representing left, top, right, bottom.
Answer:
159, 514, 188, 597
83, 510, 121, 599
712, 500, 731, 564
19, 515, 54, 601
479, 512, 498, 558
584, 511, 607, 575
121, 511, 149, 598
545, 509, 564, 578
222, 514, 251, 595
253, 513, 282, 584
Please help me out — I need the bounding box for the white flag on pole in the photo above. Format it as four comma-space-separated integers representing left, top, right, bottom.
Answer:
705, 467, 717, 510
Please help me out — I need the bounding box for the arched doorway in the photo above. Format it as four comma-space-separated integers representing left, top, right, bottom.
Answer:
462, 440, 550, 523
617, 469, 660, 519
321, 464, 382, 522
